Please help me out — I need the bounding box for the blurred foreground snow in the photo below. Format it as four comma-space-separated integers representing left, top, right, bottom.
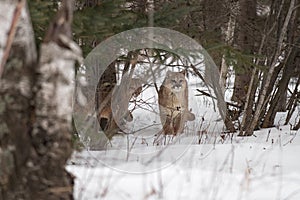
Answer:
67, 125, 300, 200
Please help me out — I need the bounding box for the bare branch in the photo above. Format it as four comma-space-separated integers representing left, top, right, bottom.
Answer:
245, 0, 296, 135
0, 0, 25, 78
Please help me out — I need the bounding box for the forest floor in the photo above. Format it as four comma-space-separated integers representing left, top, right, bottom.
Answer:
67, 123, 300, 200
69, 80, 300, 200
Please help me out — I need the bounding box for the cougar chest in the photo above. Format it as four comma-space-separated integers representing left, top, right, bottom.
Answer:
165, 91, 185, 115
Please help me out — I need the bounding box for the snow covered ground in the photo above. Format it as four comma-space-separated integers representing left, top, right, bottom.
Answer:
70, 87, 300, 199
70, 71, 300, 200
67, 125, 300, 200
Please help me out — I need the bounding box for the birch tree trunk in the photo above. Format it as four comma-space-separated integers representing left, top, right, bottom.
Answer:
0, 0, 81, 199
219, 2, 237, 93
0, 1, 36, 199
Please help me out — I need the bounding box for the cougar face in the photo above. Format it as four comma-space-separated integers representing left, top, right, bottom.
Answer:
163, 71, 187, 93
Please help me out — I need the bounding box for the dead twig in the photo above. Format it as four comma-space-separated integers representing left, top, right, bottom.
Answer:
0, 0, 25, 78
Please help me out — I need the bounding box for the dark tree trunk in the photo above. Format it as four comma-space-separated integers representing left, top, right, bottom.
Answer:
262, 6, 300, 128
262, 39, 300, 128
231, 0, 257, 107
240, 69, 259, 132
285, 73, 300, 126
201, 0, 236, 132
294, 117, 300, 130
202, 0, 227, 69
244, 0, 296, 135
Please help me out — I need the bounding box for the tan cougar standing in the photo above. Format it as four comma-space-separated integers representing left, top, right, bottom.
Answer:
95, 64, 143, 139
158, 70, 195, 135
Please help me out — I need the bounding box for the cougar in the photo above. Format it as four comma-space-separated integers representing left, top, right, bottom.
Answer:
96, 65, 143, 139
158, 70, 195, 135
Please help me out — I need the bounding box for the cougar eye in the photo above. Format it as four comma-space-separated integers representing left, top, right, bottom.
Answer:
179, 80, 183, 83
171, 80, 176, 83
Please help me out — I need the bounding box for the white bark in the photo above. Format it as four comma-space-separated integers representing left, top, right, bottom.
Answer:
37, 41, 81, 122
29, 0, 81, 198
219, 6, 236, 93
0, 0, 36, 77
0, 2, 15, 65
0, 0, 37, 198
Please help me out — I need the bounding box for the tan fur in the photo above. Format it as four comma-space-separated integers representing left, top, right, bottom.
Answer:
95, 63, 117, 139
96, 67, 143, 139
158, 71, 195, 135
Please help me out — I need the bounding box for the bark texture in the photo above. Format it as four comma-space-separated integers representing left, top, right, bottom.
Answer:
0, 0, 81, 199
245, 0, 296, 135
231, 0, 257, 106
0, 1, 37, 199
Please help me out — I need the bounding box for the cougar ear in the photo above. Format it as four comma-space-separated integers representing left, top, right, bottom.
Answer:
180, 70, 187, 76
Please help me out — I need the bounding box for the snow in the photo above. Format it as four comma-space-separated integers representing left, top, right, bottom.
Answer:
67, 125, 300, 200
70, 71, 300, 200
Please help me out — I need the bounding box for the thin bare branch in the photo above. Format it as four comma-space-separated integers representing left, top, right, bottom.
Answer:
0, 0, 25, 78
245, 0, 296, 135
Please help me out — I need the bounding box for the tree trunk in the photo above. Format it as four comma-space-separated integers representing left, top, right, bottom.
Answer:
0, 1, 36, 198
294, 115, 300, 130
202, 0, 229, 72
219, 4, 237, 93
262, 7, 300, 128
239, 69, 259, 133
0, 0, 81, 199
245, 0, 296, 135
262, 43, 299, 128
231, 0, 257, 107
285, 73, 300, 126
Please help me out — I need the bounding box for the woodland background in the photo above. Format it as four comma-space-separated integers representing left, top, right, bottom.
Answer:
0, 0, 299, 199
